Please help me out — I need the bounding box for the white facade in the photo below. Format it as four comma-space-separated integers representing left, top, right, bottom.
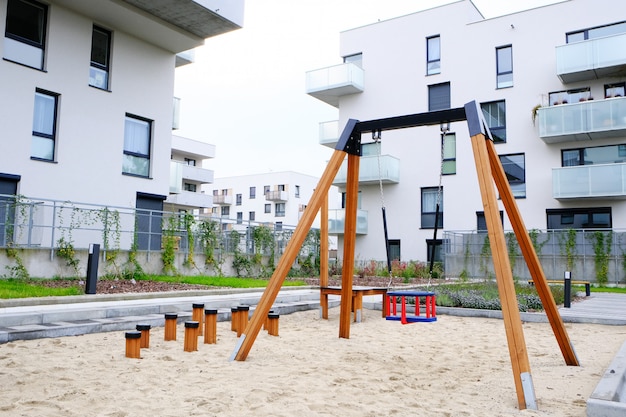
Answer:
0, 0, 242, 208
210, 171, 341, 230
306, 0, 626, 263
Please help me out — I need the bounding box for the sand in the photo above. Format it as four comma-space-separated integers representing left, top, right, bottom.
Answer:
0, 308, 624, 417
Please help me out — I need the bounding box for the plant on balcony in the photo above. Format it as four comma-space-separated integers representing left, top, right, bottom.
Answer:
531, 104, 541, 126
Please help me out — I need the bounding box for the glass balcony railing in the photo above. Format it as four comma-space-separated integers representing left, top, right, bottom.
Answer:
538, 97, 626, 143
328, 209, 368, 235
552, 163, 626, 199
319, 120, 339, 147
333, 155, 400, 186
305, 63, 364, 107
556, 33, 626, 83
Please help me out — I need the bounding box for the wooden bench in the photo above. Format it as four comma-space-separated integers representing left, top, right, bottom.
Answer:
527, 279, 591, 296
320, 286, 388, 323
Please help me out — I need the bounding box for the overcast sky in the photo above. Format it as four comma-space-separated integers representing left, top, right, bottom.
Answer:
173, 0, 562, 178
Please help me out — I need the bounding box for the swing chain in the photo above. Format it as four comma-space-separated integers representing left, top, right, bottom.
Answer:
373, 130, 394, 287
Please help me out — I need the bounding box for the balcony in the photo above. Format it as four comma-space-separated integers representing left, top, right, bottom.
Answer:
556, 33, 626, 83
265, 190, 289, 202
328, 209, 368, 235
169, 162, 214, 193
165, 191, 213, 208
552, 163, 626, 199
333, 155, 400, 186
319, 120, 340, 148
55, 0, 244, 53
171, 135, 216, 160
213, 194, 233, 205
538, 97, 626, 143
305, 63, 364, 107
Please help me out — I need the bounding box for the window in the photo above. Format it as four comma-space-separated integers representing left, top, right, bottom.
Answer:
275, 203, 285, 217
426, 35, 441, 75
496, 45, 513, 88
562, 144, 626, 166
249, 211, 255, 221
295, 185, 300, 198
426, 239, 443, 263
388, 239, 401, 262
343, 53, 362, 68
31, 89, 58, 161
428, 82, 450, 111
546, 207, 611, 229
567, 21, 626, 43
263, 185, 270, 195
236, 194, 242, 205
220, 206, 229, 217
123, 114, 151, 177
4, 0, 47, 69
249, 187, 256, 199
184, 158, 196, 166
549, 88, 591, 105
442, 133, 456, 175
236, 212, 242, 224
476, 211, 504, 232
341, 191, 362, 209
183, 183, 196, 192
605, 83, 625, 98
277, 184, 285, 191
421, 187, 443, 229
481, 100, 506, 143
275, 221, 283, 231
264, 204, 271, 213
499, 153, 525, 198
212, 189, 218, 196
89, 26, 111, 90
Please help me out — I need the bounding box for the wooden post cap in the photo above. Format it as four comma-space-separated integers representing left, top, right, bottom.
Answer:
185, 321, 199, 328
136, 324, 151, 331
268, 313, 279, 319
165, 313, 177, 320
238, 305, 250, 312
205, 309, 218, 315
192, 303, 204, 309
125, 331, 141, 339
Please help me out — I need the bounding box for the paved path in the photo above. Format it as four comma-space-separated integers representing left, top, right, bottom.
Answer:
0, 288, 624, 344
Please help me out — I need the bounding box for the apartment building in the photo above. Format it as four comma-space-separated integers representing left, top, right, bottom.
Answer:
306, 0, 626, 267
210, 171, 341, 230
0, 0, 243, 249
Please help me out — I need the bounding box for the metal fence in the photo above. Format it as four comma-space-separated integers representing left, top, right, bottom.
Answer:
0, 194, 319, 263
443, 229, 626, 284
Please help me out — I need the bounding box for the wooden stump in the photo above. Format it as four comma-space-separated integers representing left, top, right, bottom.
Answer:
125, 331, 141, 359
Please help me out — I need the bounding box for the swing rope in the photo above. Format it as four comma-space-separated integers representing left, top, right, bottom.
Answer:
373, 130, 394, 288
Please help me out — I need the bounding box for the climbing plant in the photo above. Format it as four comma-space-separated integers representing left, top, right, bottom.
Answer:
161, 215, 178, 275
587, 230, 612, 285
3, 195, 29, 279
557, 228, 578, 272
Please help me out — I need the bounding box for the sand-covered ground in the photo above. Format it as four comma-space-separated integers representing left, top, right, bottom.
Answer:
1, 308, 624, 416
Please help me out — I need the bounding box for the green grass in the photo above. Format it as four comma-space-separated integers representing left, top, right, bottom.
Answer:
134, 274, 307, 288
586, 285, 626, 294
0, 279, 83, 299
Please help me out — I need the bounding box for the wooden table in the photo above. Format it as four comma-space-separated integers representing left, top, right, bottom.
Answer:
320, 286, 389, 322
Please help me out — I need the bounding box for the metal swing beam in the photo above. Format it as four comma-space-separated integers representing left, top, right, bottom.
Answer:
229, 101, 579, 411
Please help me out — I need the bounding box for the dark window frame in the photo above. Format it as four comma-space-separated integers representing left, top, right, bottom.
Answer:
546, 207, 612, 230
481, 100, 507, 143
31, 88, 58, 162
89, 25, 112, 90
426, 35, 441, 75
122, 113, 152, 178
4, 0, 48, 69
499, 153, 526, 199
420, 186, 443, 229
428, 82, 450, 111
496, 45, 513, 89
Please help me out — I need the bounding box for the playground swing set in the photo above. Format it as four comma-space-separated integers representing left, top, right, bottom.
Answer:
228, 101, 581, 411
